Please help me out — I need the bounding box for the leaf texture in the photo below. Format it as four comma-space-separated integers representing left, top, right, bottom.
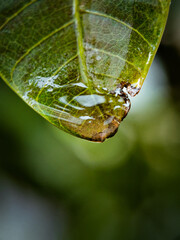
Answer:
0, 0, 171, 141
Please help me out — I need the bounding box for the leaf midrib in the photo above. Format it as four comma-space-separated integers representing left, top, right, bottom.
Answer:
73, 0, 90, 86
5, 1, 147, 86
1, 0, 142, 117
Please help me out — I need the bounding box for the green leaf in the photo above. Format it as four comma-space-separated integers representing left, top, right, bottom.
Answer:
0, 0, 170, 142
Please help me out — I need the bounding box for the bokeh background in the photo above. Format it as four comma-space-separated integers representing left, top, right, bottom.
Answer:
0, 1, 180, 239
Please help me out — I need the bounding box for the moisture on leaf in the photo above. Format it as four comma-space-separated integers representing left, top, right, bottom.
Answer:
0, 0, 171, 142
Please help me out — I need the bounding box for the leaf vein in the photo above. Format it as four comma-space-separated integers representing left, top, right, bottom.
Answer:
36, 54, 78, 102
0, 0, 37, 31
82, 9, 152, 48
90, 47, 141, 74
11, 20, 74, 81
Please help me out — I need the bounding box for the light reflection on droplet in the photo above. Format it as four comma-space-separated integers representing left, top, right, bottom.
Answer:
72, 82, 87, 88
74, 94, 106, 107
79, 116, 95, 120
58, 96, 84, 110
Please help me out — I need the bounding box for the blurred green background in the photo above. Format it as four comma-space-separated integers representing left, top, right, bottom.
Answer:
0, 1, 180, 240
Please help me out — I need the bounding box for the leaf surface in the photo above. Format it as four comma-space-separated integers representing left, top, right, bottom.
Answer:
0, 0, 170, 141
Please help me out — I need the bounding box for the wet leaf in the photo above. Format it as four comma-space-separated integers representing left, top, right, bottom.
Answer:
0, 0, 170, 142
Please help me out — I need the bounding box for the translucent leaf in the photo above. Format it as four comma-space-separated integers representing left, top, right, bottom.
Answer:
0, 0, 171, 142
